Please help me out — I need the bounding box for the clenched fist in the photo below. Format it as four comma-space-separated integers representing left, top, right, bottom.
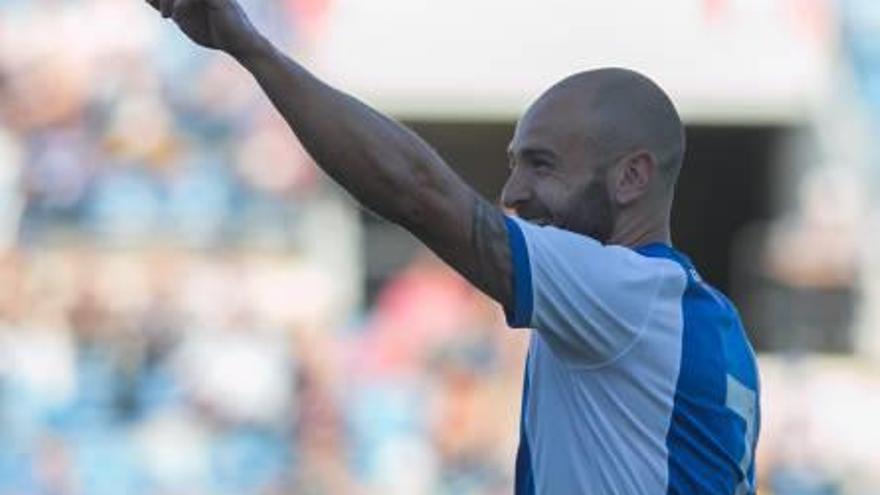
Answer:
145, 0, 267, 59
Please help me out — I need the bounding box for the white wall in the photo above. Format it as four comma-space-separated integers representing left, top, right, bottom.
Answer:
309, 0, 834, 123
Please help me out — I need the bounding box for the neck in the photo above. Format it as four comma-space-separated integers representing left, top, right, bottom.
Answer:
607, 205, 672, 248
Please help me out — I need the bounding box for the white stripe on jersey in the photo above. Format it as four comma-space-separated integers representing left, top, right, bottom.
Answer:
504, 217, 760, 495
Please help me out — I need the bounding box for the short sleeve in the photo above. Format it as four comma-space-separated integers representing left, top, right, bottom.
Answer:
503, 216, 686, 367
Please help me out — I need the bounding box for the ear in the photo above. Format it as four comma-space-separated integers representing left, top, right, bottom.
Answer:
611, 150, 656, 206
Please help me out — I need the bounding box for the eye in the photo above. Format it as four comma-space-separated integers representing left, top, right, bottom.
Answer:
531, 159, 553, 172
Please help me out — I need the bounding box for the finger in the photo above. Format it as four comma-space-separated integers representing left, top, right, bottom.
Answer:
160, 0, 175, 18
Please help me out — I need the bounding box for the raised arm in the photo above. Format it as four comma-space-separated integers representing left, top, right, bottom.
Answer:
146, 0, 513, 308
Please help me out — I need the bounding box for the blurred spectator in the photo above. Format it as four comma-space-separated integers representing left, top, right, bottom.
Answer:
0, 245, 524, 494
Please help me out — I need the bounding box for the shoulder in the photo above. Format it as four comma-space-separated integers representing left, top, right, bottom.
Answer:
509, 217, 687, 281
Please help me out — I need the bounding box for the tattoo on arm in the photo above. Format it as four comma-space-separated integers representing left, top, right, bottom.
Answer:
468, 198, 513, 309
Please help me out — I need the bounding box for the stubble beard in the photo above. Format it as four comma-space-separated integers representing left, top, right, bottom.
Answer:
561, 176, 615, 244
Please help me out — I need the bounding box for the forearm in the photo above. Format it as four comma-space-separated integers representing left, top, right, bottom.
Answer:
233, 40, 512, 305
149, 0, 512, 306
234, 38, 466, 230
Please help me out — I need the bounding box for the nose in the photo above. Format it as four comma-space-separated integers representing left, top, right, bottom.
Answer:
500, 167, 531, 212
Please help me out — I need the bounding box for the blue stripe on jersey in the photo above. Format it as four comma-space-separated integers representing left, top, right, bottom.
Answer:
515, 354, 535, 495
504, 217, 534, 328
637, 243, 759, 495
505, 217, 536, 494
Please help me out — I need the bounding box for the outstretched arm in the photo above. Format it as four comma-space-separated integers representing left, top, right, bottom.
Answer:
146, 0, 513, 309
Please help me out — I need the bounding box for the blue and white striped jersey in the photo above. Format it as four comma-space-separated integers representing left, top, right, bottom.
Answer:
504, 217, 760, 495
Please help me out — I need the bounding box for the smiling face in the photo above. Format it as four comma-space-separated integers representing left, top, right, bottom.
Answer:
501, 86, 617, 242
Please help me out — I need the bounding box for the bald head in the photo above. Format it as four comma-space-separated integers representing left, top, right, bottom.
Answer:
503, 68, 684, 245
526, 67, 686, 187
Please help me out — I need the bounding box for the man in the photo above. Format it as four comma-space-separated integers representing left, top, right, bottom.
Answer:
145, 0, 761, 493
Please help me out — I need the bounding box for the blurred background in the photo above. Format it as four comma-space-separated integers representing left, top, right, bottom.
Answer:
0, 0, 877, 493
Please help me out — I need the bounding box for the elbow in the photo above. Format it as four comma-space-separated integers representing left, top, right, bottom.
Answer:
392, 188, 431, 235
393, 163, 447, 235
367, 134, 456, 234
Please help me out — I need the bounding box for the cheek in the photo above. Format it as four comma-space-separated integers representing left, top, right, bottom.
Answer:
548, 177, 578, 208
533, 177, 579, 220
532, 178, 561, 207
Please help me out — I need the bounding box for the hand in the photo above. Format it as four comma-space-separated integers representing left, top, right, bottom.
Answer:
145, 0, 267, 59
